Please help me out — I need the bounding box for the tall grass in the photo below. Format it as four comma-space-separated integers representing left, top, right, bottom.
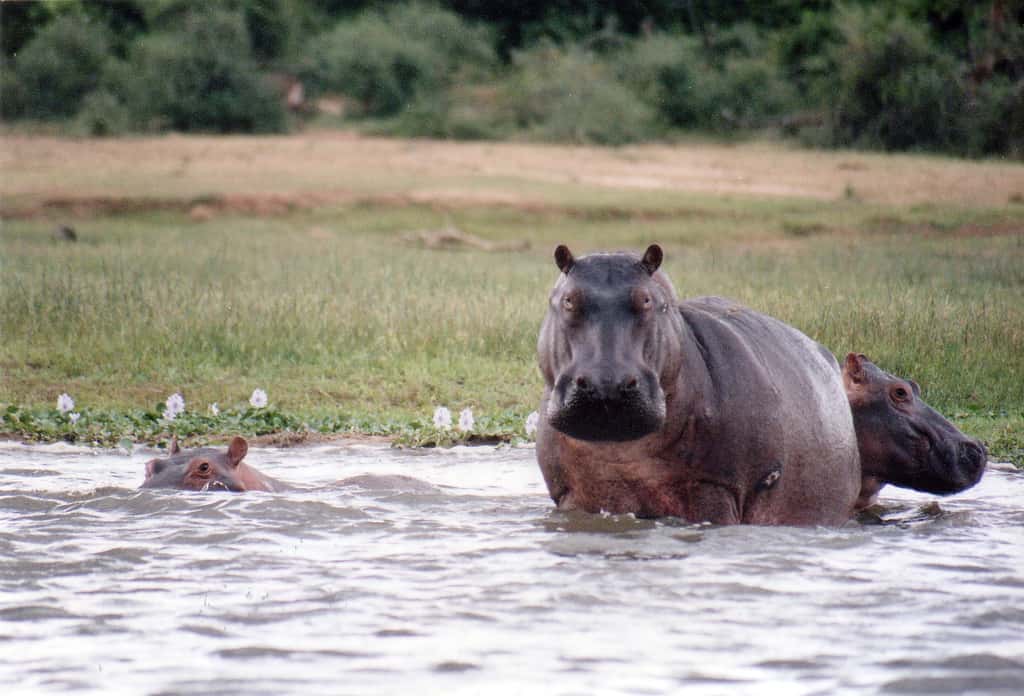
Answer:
3, 205, 1021, 431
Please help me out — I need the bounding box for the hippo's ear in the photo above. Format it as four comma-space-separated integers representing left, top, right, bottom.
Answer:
640, 244, 663, 275
554, 245, 575, 273
843, 353, 868, 384
168, 435, 181, 455
227, 436, 248, 467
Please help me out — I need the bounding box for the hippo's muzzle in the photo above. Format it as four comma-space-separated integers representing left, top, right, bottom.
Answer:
918, 435, 987, 495
943, 439, 987, 492
548, 367, 665, 442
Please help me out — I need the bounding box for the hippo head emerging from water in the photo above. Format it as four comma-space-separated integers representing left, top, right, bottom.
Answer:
538, 244, 683, 442
843, 353, 986, 504
141, 436, 277, 492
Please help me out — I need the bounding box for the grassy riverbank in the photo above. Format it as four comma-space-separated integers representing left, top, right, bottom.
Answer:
2, 134, 1022, 463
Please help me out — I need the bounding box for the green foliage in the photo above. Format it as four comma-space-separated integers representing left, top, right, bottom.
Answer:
113, 8, 286, 133
503, 43, 657, 145
384, 86, 511, 140
298, 2, 495, 117
3, 0, 1023, 153
827, 6, 967, 152
775, 9, 839, 98
693, 56, 799, 131
619, 33, 796, 132
615, 34, 704, 127
73, 89, 134, 137
965, 76, 1024, 158
3, 15, 111, 120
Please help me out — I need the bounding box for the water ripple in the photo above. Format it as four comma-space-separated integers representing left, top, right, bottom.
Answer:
0, 444, 1022, 694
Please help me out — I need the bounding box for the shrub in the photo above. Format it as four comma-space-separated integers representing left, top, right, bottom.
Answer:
385, 86, 510, 140
115, 8, 286, 133
827, 6, 968, 153
615, 34, 704, 128
502, 44, 658, 145
298, 2, 495, 117
964, 76, 1024, 158
775, 9, 839, 100
73, 89, 134, 136
4, 15, 111, 119
618, 33, 796, 133
691, 55, 798, 132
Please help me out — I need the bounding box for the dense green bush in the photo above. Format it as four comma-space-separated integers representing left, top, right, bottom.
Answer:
692, 56, 798, 132
615, 34, 703, 127
3, 15, 111, 119
827, 7, 967, 152
73, 89, 134, 136
298, 2, 495, 117
618, 33, 796, 133
386, 86, 510, 140
503, 44, 657, 145
965, 76, 1024, 158
112, 8, 286, 133
775, 9, 838, 99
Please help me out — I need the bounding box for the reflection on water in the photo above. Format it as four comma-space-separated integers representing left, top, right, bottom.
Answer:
1, 441, 1022, 694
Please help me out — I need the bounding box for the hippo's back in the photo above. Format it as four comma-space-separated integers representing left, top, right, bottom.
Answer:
680, 296, 859, 524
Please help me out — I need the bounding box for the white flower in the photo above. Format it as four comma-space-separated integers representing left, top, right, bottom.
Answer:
249, 388, 268, 409
432, 406, 451, 429
458, 407, 475, 432
163, 392, 185, 420
57, 393, 74, 414
209, 403, 220, 416
525, 411, 539, 437
68, 412, 81, 425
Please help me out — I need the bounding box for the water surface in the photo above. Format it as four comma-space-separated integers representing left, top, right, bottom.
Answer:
1, 441, 1022, 695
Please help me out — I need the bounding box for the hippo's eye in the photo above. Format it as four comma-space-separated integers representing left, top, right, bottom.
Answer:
562, 296, 575, 312
197, 462, 211, 475
642, 294, 652, 309
891, 386, 911, 403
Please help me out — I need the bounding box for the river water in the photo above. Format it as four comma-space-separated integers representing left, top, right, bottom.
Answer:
0, 441, 1021, 695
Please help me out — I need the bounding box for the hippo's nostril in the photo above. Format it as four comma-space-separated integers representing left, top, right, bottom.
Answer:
575, 376, 588, 389
962, 440, 987, 466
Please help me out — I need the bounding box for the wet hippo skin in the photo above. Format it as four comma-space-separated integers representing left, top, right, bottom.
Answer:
535, 244, 861, 525
843, 353, 987, 510
141, 436, 288, 492
140, 437, 438, 494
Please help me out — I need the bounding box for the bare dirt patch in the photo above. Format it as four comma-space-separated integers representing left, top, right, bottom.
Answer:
3, 132, 1022, 219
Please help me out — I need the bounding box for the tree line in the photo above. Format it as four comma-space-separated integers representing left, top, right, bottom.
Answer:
2, 0, 1021, 157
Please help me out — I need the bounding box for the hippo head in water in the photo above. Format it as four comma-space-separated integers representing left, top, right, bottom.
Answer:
843, 353, 986, 499
537, 244, 683, 442
141, 436, 252, 492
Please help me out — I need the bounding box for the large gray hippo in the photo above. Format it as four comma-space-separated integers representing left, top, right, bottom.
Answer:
843, 353, 987, 510
535, 244, 860, 525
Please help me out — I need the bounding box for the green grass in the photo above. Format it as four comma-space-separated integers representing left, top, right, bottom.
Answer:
2, 194, 1023, 463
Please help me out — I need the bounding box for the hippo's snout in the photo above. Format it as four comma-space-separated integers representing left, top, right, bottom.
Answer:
925, 436, 987, 495
955, 439, 987, 487
570, 370, 642, 402
549, 366, 665, 442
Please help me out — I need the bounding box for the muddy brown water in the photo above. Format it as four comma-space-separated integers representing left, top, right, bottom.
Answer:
1, 441, 1022, 695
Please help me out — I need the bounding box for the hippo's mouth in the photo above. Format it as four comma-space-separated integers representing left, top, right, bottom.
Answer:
201, 480, 243, 493
549, 392, 665, 442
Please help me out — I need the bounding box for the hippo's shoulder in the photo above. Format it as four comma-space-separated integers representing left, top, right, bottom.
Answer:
678, 295, 774, 335
679, 295, 838, 371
